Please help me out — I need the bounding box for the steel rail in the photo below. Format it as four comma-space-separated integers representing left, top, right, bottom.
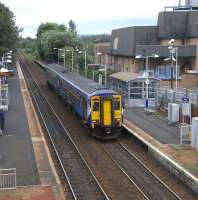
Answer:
18, 56, 77, 200
118, 141, 182, 200
99, 144, 150, 200
18, 54, 109, 200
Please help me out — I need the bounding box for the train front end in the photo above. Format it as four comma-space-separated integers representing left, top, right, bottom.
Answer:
90, 93, 123, 139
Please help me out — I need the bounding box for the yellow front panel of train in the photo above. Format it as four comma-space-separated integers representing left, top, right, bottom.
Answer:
103, 100, 112, 126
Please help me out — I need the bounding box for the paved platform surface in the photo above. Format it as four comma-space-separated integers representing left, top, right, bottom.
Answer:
0, 68, 40, 186
124, 107, 180, 144
17, 63, 64, 200
124, 107, 198, 179
0, 186, 54, 200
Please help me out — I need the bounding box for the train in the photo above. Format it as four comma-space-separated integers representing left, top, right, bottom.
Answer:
45, 63, 123, 139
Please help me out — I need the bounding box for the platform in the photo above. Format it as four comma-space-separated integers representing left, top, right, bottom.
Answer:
123, 107, 198, 195
0, 67, 40, 186
0, 63, 64, 200
0, 185, 55, 200
124, 107, 180, 144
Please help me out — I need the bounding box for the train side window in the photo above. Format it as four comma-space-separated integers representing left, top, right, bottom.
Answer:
114, 100, 120, 110
92, 101, 99, 111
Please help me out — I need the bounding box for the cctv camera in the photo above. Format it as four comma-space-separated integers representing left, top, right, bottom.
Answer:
168, 39, 175, 45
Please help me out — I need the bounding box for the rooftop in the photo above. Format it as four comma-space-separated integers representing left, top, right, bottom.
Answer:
110, 72, 140, 82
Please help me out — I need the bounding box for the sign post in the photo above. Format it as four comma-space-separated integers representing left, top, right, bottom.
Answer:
181, 97, 191, 124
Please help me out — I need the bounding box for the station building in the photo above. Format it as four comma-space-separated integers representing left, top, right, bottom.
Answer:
110, 72, 159, 107
95, 1, 198, 88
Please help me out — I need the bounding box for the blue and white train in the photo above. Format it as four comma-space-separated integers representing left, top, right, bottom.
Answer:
45, 64, 123, 139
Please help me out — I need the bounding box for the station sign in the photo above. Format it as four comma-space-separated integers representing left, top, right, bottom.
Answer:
182, 97, 191, 117
182, 97, 189, 103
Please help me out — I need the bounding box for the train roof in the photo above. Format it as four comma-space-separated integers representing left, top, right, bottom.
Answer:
46, 63, 117, 96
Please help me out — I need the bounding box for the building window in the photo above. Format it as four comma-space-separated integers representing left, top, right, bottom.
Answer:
154, 65, 180, 80
129, 81, 143, 99
92, 101, 99, 111
113, 37, 119, 50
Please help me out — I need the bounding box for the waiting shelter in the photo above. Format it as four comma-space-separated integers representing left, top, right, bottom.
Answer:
110, 72, 159, 107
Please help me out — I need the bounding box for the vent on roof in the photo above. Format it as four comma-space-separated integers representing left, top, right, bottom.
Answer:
95, 86, 109, 91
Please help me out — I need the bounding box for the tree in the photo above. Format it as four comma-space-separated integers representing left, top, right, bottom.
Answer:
0, 2, 20, 54
36, 21, 81, 61
68, 20, 77, 36
36, 22, 66, 39
39, 30, 71, 61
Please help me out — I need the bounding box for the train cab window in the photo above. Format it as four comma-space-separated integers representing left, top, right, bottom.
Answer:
92, 101, 99, 111
114, 100, 120, 110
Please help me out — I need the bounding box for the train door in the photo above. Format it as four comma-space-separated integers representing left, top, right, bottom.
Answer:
91, 96, 100, 127
102, 99, 112, 126
113, 95, 122, 126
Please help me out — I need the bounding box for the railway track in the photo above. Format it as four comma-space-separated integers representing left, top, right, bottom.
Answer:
18, 53, 148, 200
17, 52, 198, 200
18, 54, 109, 200
100, 141, 182, 200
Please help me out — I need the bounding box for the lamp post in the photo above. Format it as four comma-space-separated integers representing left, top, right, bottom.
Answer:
136, 54, 159, 109
1, 54, 5, 68
65, 49, 74, 72
175, 47, 178, 90
97, 51, 107, 85
78, 50, 87, 77
53, 48, 60, 64
165, 39, 179, 91
61, 49, 66, 69
168, 46, 178, 90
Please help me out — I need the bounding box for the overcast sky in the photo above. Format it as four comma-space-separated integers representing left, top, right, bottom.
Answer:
1, 0, 180, 38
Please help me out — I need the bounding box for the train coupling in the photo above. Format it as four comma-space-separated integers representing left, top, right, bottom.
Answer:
105, 128, 111, 135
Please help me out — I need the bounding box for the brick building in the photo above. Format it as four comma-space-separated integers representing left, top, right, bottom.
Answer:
95, 1, 198, 88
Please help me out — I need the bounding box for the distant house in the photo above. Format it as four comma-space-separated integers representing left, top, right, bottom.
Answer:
94, 37, 111, 65
95, 3, 198, 88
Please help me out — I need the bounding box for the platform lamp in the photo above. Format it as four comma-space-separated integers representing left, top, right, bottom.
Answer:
53, 48, 60, 64
78, 50, 87, 77
136, 53, 159, 109
4, 56, 12, 69
65, 49, 74, 72
165, 39, 178, 91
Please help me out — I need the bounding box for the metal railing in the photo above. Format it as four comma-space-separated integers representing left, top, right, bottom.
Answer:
0, 168, 16, 190
0, 83, 9, 111
157, 87, 198, 109
180, 125, 191, 145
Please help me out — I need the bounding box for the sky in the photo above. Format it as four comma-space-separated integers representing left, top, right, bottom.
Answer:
1, 0, 180, 38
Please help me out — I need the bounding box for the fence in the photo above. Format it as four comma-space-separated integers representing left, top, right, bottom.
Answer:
0, 168, 16, 190
180, 125, 191, 145
157, 87, 198, 109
